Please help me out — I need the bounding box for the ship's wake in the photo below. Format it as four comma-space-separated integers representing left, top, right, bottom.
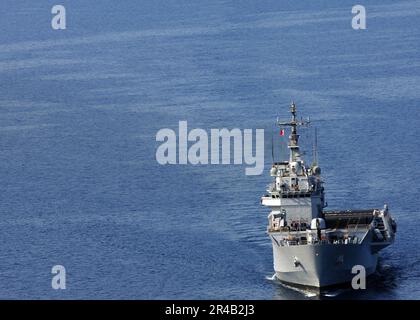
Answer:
278, 282, 319, 298
267, 273, 357, 299
265, 273, 277, 281
266, 274, 318, 298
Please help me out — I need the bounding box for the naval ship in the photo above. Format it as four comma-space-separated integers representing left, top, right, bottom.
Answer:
261, 102, 397, 288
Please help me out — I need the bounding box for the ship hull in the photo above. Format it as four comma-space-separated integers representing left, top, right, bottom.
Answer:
272, 242, 378, 288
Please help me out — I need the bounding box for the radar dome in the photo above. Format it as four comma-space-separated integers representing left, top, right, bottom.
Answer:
312, 166, 321, 175
310, 218, 326, 230
270, 166, 278, 176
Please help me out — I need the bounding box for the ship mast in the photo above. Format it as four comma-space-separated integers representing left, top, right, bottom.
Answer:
312, 126, 318, 166
277, 102, 310, 162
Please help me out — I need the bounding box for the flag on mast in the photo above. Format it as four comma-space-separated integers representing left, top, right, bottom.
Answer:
279, 128, 285, 136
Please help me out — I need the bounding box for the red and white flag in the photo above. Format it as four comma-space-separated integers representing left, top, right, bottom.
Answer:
279, 129, 285, 136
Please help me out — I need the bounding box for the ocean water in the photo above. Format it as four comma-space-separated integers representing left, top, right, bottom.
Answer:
0, 0, 419, 299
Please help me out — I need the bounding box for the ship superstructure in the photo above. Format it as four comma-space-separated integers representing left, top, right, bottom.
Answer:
261, 102, 397, 288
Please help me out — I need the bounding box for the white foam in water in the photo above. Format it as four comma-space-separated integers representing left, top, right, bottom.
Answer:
280, 282, 318, 298
265, 273, 277, 281
322, 287, 354, 297
323, 291, 342, 297
266, 275, 319, 298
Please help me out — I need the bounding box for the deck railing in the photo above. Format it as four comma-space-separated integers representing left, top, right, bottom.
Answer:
269, 229, 364, 246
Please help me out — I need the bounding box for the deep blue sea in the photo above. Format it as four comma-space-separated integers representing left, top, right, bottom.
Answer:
0, 0, 419, 299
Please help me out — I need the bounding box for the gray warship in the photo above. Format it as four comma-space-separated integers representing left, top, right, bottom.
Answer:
261, 102, 397, 288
